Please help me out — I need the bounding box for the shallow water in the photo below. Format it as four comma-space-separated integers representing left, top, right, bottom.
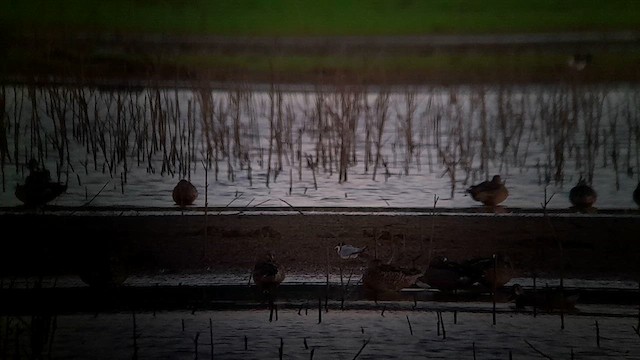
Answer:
4, 306, 640, 359
1, 84, 639, 210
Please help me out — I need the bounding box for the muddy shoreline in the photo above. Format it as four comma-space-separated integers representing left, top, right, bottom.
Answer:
1, 211, 639, 281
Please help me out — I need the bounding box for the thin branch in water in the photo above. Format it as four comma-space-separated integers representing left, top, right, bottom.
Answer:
524, 340, 555, 360
352, 337, 371, 360
279, 198, 304, 215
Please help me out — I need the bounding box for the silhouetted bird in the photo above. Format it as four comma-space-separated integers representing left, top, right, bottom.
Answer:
172, 179, 198, 206
362, 258, 422, 293
253, 252, 285, 296
417, 256, 473, 292
78, 254, 129, 288
15, 158, 67, 207
466, 175, 509, 206
460, 253, 515, 290
569, 177, 597, 209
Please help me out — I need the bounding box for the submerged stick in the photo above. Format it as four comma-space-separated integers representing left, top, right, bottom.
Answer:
352, 338, 371, 360
209, 318, 214, 360
194, 332, 200, 360
406, 315, 413, 335
439, 311, 446, 339
492, 254, 497, 326
132, 311, 138, 360
524, 340, 555, 360
472, 342, 476, 360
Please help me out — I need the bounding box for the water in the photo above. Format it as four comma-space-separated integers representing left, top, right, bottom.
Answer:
1, 83, 639, 210
2, 83, 639, 359
4, 306, 640, 359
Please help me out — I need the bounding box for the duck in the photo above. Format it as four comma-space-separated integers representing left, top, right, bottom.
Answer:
511, 284, 579, 313
78, 254, 129, 288
633, 182, 640, 208
362, 258, 423, 293
15, 158, 67, 207
569, 177, 597, 209
466, 175, 509, 206
172, 179, 198, 206
460, 253, 515, 290
416, 256, 473, 292
252, 252, 286, 296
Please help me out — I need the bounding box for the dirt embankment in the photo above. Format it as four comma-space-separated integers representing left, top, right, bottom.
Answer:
1, 212, 639, 281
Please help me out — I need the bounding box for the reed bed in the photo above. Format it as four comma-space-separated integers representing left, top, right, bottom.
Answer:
2, 82, 639, 204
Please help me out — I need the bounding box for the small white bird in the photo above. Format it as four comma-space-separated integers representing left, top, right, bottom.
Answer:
335, 243, 367, 259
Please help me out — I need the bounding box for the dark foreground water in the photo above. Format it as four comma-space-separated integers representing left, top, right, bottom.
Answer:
3, 305, 640, 359
2, 273, 640, 359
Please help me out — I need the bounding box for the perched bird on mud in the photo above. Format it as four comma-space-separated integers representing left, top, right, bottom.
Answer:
335, 243, 368, 259
460, 253, 515, 290
569, 177, 597, 209
633, 182, 640, 208
362, 258, 422, 293
252, 252, 286, 296
172, 179, 198, 206
466, 175, 509, 206
416, 256, 473, 292
15, 158, 67, 208
511, 284, 579, 313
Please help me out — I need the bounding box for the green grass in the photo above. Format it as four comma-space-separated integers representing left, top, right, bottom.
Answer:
3, 0, 640, 36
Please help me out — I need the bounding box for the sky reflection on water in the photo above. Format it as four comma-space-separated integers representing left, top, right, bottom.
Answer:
1, 84, 639, 210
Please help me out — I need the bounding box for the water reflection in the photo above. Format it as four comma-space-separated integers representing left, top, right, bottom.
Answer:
1, 84, 639, 209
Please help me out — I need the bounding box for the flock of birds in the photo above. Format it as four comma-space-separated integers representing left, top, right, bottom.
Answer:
253, 244, 579, 312
11, 158, 640, 211
466, 174, 640, 211
11, 159, 601, 311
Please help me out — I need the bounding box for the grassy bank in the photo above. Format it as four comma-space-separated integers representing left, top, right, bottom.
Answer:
3, 1, 640, 85
3, 0, 640, 36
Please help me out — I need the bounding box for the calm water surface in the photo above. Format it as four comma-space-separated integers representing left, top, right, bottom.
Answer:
1, 84, 639, 210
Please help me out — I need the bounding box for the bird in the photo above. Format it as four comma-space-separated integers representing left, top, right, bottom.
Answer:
466, 175, 509, 206
416, 256, 473, 292
511, 284, 579, 313
172, 179, 198, 206
15, 158, 67, 207
335, 243, 367, 259
252, 252, 286, 296
633, 182, 640, 208
460, 253, 515, 290
78, 254, 129, 288
569, 177, 597, 209
362, 258, 423, 293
